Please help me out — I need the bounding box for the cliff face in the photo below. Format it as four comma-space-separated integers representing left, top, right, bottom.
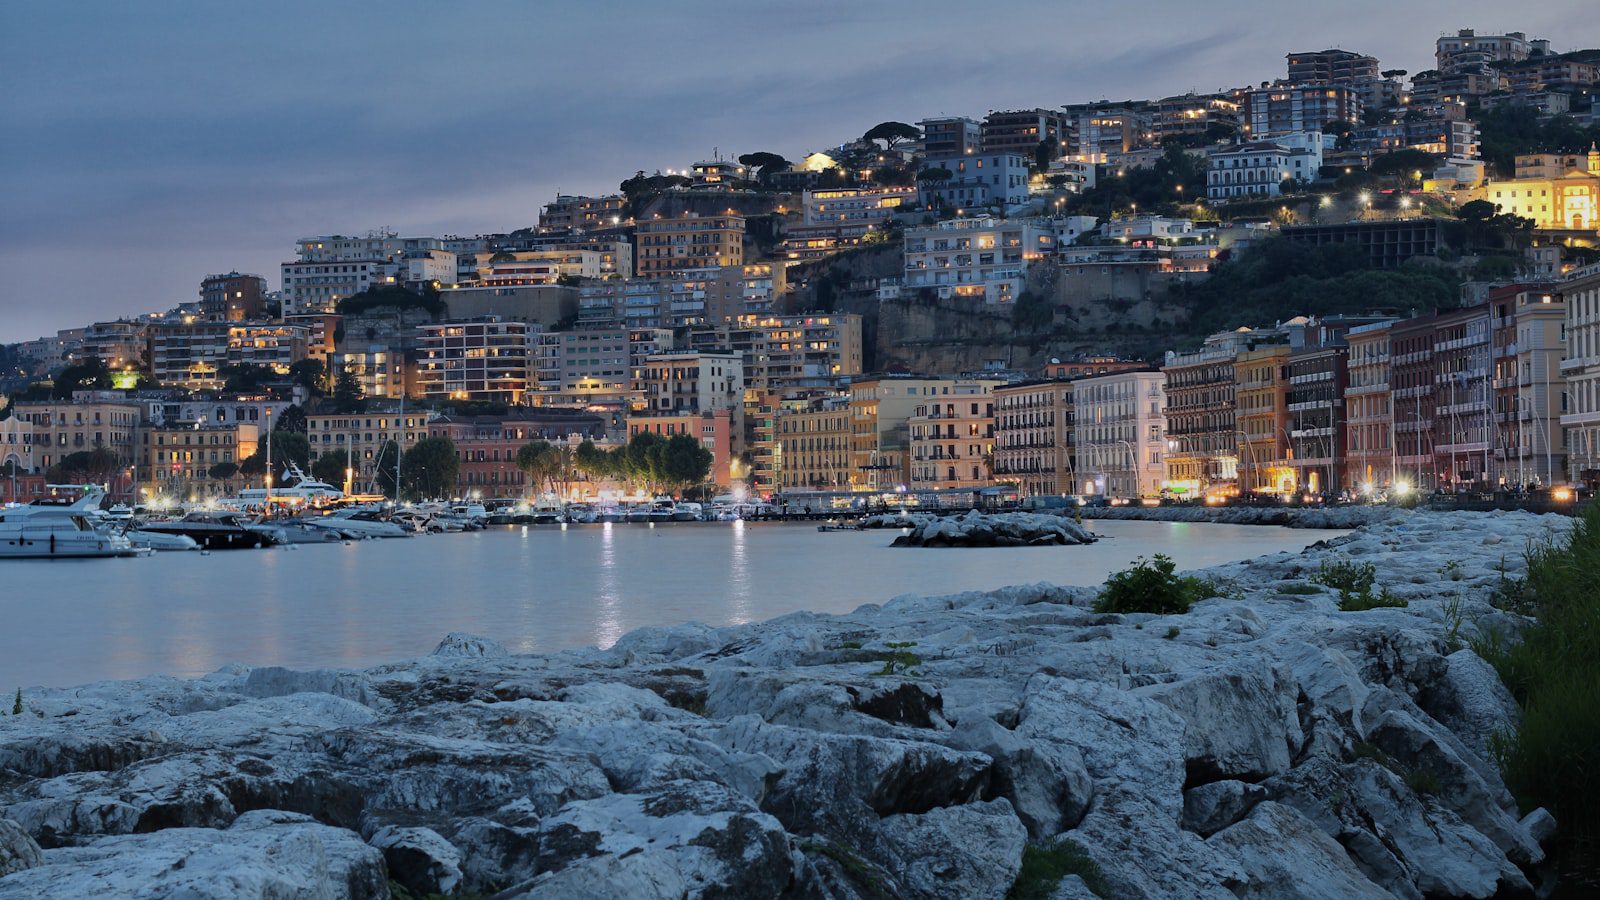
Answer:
0, 512, 1567, 898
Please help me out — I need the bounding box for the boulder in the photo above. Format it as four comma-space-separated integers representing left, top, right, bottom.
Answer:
943, 717, 1092, 839
0, 809, 386, 899
367, 824, 462, 897
237, 667, 375, 708
1136, 659, 1301, 784
874, 798, 1027, 899
1207, 801, 1388, 898
1182, 780, 1268, 837
430, 632, 509, 658
0, 817, 43, 877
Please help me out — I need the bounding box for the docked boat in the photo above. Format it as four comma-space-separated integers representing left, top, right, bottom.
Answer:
304, 508, 410, 539
231, 463, 345, 509
624, 505, 652, 523
565, 503, 597, 524
253, 519, 343, 544
647, 499, 676, 523
1, 486, 143, 559
596, 506, 625, 524
138, 512, 277, 550
672, 502, 703, 522
123, 529, 200, 552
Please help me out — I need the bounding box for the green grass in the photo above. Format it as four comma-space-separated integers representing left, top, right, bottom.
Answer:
1479, 503, 1600, 843
1008, 839, 1109, 899
1312, 558, 1376, 594
1338, 585, 1408, 612
1093, 554, 1219, 615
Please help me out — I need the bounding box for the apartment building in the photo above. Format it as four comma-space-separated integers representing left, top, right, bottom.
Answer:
226, 324, 310, 374
625, 408, 736, 486
917, 153, 1032, 209
1286, 344, 1348, 495
138, 422, 258, 500
1436, 29, 1548, 74
1162, 341, 1244, 497
10, 399, 144, 474
1491, 284, 1567, 486
538, 194, 628, 232
1235, 346, 1292, 496
1073, 370, 1166, 499
1241, 84, 1360, 139
908, 383, 996, 490
1206, 133, 1329, 200
917, 116, 981, 157
1344, 321, 1396, 490
991, 380, 1073, 497
1286, 49, 1379, 86
148, 322, 231, 388
774, 396, 853, 491
415, 318, 535, 404
280, 235, 451, 315
902, 216, 1057, 304
1433, 304, 1494, 489
1561, 263, 1600, 482
635, 214, 744, 277
634, 350, 744, 419
306, 407, 436, 494
685, 314, 863, 390
74, 321, 150, 372
801, 186, 916, 227
1153, 93, 1240, 142
533, 328, 635, 404
981, 108, 1070, 157
199, 272, 268, 322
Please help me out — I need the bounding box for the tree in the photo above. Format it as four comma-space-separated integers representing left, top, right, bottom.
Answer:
288, 359, 325, 393
1369, 148, 1436, 180
658, 433, 713, 492
332, 367, 364, 413
220, 363, 274, 393
52, 356, 112, 399
516, 440, 558, 494
574, 440, 614, 479
862, 121, 920, 150
401, 437, 459, 500
274, 404, 307, 434
310, 452, 348, 486
1458, 199, 1497, 221
737, 152, 791, 184
46, 447, 122, 485
917, 167, 953, 183
208, 462, 238, 482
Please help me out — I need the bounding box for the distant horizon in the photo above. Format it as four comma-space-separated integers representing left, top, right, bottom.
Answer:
2, 0, 1594, 343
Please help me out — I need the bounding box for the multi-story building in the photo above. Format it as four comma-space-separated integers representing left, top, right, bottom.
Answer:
1561, 263, 1600, 483
0, 416, 42, 480
702, 263, 788, 322
981, 108, 1070, 157
73, 320, 150, 372
1349, 116, 1479, 163
1391, 314, 1440, 491
533, 328, 635, 404
634, 350, 744, 420
148, 322, 231, 388
138, 422, 258, 501
199, 272, 268, 321
800, 186, 917, 227
1433, 304, 1494, 490
1073, 370, 1165, 499
1153, 93, 1240, 143
1062, 102, 1154, 163
415, 318, 534, 404
280, 234, 451, 315
992, 380, 1073, 497
282, 313, 340, 362
1241, 84, 1360, 139
902, 216, 1057, 304
439, 283, 578, 329
1436, 29, 1548, 74
226, 324, 309, 374
10, 398, 144, 478
848, 376, 980, 491
1234, 346, 1292, 496
917, 116, 981, 157
1505, 56, 1600, 96
686, 314, 863, 390
1286, 343, 1347, 496
1206, 132, 1329, 200
908, 383, 996, 490
306, 407, 437, 494
917, 153, 1032, 209
1491, 284, 1568, 486
329, 345, 409, 401
1481, 150, 1600, 232
1344, 321, 1396, 490
1162, 341, 1244, 497
635, 214, 744, 277
428, 410, 608, 497
774, 396, 853, 491
478, 250, 611, 285
538, 194, 628, 232
1286, 49, 1379, 87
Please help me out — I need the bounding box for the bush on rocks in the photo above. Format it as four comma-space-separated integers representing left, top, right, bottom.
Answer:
1093, 555, 1217, 615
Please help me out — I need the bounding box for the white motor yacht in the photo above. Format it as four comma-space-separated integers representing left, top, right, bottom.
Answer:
0, 486, 143, 559
672, 502, 703, 522
304, 507, 410, 539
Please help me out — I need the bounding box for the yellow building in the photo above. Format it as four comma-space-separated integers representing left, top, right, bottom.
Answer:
1482, 149, 1600, 234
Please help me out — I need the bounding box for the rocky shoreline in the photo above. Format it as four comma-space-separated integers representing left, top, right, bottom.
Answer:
861, 510, 1098, 547
0, 510, 1574, 898
1078, 504, 1411, 529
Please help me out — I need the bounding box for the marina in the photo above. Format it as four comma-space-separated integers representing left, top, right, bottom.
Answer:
0, 518, 1344, 689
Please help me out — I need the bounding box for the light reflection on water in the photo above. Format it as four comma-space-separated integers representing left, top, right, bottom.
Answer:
0, 520, 1341, 689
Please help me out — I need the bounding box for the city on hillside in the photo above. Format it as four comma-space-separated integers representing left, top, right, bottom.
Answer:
3, 27, 1600, 509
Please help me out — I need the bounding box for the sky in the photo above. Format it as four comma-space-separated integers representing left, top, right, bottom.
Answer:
1, 0, 1593, 343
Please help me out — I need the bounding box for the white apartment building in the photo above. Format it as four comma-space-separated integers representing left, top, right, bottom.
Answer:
1560, 264, 1600, 480
635, 350, 745, 420
801, 187, 917, 227
480, 250, 609, 285
902, 216, 1058, 304
1073, 370, 1167, 498
533, 329, 635, 403
918, 153, 1032, 209
280, 235, 453, 315
1207, 133, 1328, 201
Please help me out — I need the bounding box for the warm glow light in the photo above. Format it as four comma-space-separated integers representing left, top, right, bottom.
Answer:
1392, 480, 1411, 496
1552, 487, 1573, 502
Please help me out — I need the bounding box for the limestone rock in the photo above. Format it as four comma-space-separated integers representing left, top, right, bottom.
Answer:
1207, 801, 1388, 898
431, 632, 509, 658
0, 818, 43, 877
875, 798, 1027, 900
368, 824, 462, 896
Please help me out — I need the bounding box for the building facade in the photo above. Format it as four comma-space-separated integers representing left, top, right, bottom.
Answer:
1073, 370, 1166, 499
635, 214, 744, 277
907, 383, 996, 490
415, 318, 535, 404
991, 380, 1073, 497
1560, 264, 1600, 483
902, 216, 1057, 304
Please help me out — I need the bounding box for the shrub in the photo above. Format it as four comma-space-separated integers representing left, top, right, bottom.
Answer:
1312, 558, 1376, 594
1093, 554, 1218, 615
1008, 839, 1110, 899
1338, 585, 1408, 612
875, 641, 922, 676
1164, 626, 1181, 640
1277, 582, 1324, 596
1481, 504, 1600, 842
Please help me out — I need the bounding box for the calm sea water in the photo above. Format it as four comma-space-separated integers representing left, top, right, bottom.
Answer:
0, 520, 1343, 689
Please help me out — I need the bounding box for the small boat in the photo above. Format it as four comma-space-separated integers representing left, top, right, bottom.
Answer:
123, 529, 200, 551
303, 508, 410, 539
596, 506, 625, 523
259, 519, 343, 544
816, 523, 860, 533
672, 502, 703, 522
624, 505, 651, 523
133, 511, 276, 550
565, 503, 597, 524
647, 499, 675, 523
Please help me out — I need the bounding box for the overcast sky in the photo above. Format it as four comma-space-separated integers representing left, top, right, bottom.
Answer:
1, 0, 1592, 343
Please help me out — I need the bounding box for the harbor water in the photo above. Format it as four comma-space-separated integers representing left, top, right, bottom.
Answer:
0, 519, 1345, 689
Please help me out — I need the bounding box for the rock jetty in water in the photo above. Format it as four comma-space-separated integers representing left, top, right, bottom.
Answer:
866, 510, 1097, 547
0, 510, 1572, 898
1081, 504, 1409, 529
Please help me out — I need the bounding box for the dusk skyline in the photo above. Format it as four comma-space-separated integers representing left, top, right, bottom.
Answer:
1, 0, 1591, 343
